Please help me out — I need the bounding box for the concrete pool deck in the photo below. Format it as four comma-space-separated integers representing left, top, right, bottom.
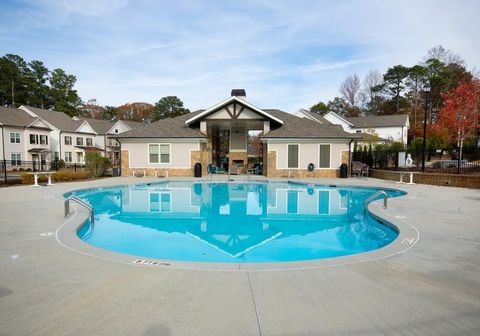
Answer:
1, 176, 479, 335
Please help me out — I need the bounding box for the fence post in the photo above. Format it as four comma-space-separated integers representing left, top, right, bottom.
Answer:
74, 163, 77, 172
3, 160, 6, 184
457, 148, 461, 174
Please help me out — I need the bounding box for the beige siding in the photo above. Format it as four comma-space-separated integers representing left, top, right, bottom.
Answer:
268, 140, 349, 170
123, 141, 200, 168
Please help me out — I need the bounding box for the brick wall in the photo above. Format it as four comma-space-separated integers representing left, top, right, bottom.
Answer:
370, 169, 480, 189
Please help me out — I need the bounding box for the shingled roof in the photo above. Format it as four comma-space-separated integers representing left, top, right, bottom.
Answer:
78, 117, 115, 134
0, 106, 39, 127
261, 109, 358, 139
346, 114, 409, 128
114, 110, 206, 138
114, 108, 357, 140
20, 105, 82, 132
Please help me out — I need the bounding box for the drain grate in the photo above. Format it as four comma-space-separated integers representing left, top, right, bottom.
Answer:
133, 259, 170, 266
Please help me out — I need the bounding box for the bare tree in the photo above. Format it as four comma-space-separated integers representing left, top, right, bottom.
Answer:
423, 45, 464, 65
361, 70, 383, 115
340, 74, 361, 116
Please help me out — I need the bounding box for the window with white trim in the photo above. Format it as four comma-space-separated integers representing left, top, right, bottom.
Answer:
76, 137, 83, 146
149, 144, 159, 163
287, 144, 298, 168
65, 152, 72, 162
160, 144, 170, 163
149, 144, 170, 163
319, 144, 331, 168
30, 134, 36, 144
10, 132, 20, 144
65, 136, 72, 145
40, 135, 48, 145
11, 153, 21, 165
86, 138, 93, 146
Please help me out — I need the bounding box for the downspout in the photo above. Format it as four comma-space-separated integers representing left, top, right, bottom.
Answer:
116, 138, 121, 176
348, 138, 353, 178
59, 131, 62, 162
1, 125, 7, 182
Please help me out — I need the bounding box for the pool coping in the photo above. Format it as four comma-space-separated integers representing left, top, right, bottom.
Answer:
55, 179, 420, 271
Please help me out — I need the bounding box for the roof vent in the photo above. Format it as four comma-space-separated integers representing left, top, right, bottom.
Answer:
231, 89, 246, 99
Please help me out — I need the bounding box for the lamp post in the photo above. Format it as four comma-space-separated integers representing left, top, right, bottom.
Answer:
421, 83, 430, 172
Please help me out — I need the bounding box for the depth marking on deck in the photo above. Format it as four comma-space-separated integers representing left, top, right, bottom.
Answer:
401, 238, 415, 245
133, 259, 171, 267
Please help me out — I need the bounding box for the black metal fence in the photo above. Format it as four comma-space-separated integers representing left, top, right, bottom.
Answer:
352, 147, 480, 175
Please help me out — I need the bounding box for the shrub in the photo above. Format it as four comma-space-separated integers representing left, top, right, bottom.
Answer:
57, 159, 66, 169
85, 152, 111, 177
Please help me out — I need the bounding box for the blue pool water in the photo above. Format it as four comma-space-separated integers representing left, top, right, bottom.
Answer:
70, 181, 404, 263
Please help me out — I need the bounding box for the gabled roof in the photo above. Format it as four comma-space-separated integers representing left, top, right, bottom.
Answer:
121, 120, 143, 129
261, 109, 359, 139
0, 106, 40, 127
184, 96, 284, 125
115, 110, 206, 139
19, 105, 82, 132
324, 111, 354, 126
78, 117, 115, 134
107, 119, 143, 134
347, 114, 409, 128
295, 108, 330, 124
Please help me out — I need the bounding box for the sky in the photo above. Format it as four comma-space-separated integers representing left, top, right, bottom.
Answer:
1, 0, 479, 112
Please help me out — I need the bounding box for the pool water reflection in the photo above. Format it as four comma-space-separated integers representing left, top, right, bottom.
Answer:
72, 182, 403, 263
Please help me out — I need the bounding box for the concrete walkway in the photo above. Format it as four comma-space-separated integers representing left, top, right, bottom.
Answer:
0, 177, 479, 335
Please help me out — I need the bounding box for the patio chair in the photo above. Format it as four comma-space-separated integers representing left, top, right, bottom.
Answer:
208, 164, 217, 174
351, 161, 369, 177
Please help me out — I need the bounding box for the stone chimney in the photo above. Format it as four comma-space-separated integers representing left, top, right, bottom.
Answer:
231, 89, 246, 99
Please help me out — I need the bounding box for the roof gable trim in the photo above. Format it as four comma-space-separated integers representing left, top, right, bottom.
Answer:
19, 106, 60, 131
324, 111, 354, 127
185, 96, 283, 125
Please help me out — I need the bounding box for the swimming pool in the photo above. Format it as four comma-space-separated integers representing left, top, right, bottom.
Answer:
69, 181, 404, 263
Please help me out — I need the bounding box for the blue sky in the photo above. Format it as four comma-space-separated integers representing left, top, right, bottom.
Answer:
1, 0, 479, 112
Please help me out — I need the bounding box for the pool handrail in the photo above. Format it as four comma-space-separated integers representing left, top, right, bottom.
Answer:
65, 195, 95, 225
364, 190, 388, 214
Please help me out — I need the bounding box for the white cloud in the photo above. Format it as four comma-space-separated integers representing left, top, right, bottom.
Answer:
1, 0, 479, 112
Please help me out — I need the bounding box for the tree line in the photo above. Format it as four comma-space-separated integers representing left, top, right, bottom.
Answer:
310, 46, 478, 138
0, 53, 190, 122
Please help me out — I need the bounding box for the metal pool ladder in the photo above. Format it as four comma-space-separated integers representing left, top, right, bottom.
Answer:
363, 190, 388, 215
64, 196, 95, 225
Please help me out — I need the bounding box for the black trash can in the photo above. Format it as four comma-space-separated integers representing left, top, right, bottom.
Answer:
340, 163, 348, 178
194, 162, 202, 177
